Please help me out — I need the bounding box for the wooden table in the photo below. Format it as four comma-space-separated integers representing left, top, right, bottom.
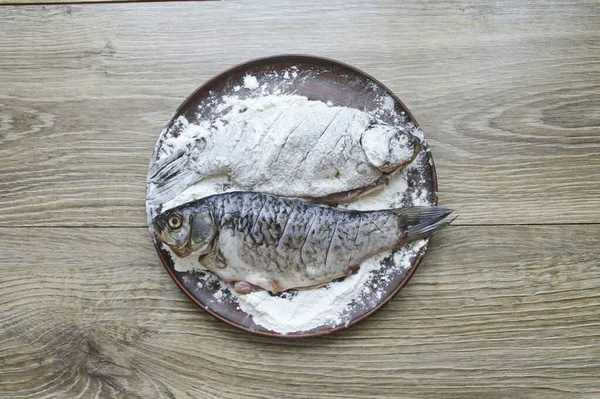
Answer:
1, 1, 598, 397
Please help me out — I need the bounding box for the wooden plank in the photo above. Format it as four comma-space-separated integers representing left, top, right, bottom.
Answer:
0, 225, 598, 398
0, 1, 599, 227
0, 0, 213, 4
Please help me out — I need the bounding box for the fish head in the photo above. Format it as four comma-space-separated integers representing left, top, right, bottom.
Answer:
362, 126, 422, 173
153, 206, 217, 257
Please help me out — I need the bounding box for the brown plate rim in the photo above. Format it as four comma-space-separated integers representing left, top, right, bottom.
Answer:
149, 54, 439, 338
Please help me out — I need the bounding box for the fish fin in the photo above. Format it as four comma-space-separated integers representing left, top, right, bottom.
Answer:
314, 175, 389, 204
233, 281, 261, 295
149, 147, 188, 181
215, 249, 227, 269
391, 207, 455, 242
149, 141, 206, 204
405, 214, 457, 242
149, 155, 198, 204
393, 206, 453, 225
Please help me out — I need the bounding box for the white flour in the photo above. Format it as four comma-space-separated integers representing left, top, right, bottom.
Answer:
151, 92, 422, 211
148, 71, 432, 334
232, 240, 427, 334
243, 74, 259, 89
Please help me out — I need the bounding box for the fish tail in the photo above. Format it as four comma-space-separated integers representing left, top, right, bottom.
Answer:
149, 148, 188, 183
392, 207, 455, 242
148, 149, 199, 204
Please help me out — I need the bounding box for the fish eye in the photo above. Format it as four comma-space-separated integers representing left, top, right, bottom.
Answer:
167, 215, 182, 230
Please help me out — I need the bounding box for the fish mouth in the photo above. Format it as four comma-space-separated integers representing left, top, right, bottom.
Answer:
170, 245, 192, 257
154, 228, 192, 257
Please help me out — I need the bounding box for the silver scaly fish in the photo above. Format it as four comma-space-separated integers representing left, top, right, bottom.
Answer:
153, 192, 453, 294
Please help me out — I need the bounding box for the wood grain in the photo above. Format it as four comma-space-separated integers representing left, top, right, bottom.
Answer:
1, 1, 599, 398
0, 1, 599, 226
0, 225, 598, 398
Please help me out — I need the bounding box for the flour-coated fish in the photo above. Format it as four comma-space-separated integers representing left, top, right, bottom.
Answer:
149, 102, 421, 205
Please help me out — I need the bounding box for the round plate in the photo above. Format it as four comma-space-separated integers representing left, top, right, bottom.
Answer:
147, 55, 438, 338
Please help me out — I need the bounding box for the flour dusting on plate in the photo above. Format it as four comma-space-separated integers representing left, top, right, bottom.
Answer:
147, 64, 435, 335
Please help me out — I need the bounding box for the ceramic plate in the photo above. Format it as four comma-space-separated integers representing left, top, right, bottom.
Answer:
146, 55, 438, 338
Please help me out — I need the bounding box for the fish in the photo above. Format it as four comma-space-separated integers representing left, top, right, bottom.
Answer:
148, 101, 422, 206
153, 192, 454, 294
